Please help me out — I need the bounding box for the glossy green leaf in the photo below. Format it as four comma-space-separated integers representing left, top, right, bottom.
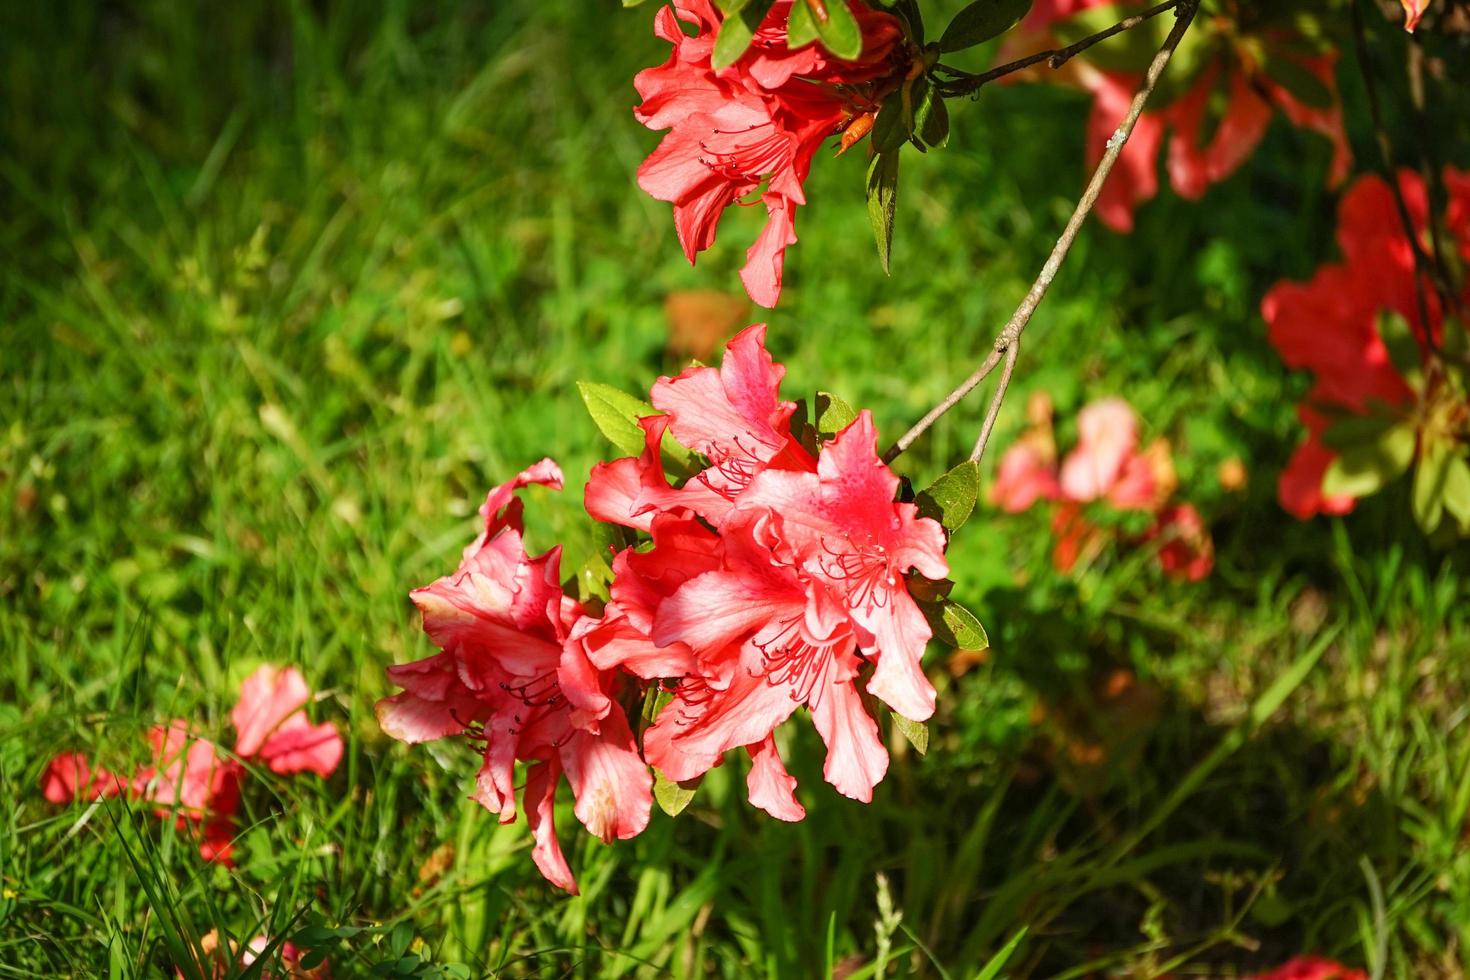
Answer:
866, 150, 900, 274
653, 769, 697, 816
923, 598, 989, 650
816, 390, 859, 438
577, 381, 654, 456
891, 712, 930, 755
915, 461, 979, 533
712, 0, 776, 69
871, 93, 909, 153
1321, 423, 1416, 499
939, 0, 1033, 53
915, 77, 950, 147
788, 0, 863, 59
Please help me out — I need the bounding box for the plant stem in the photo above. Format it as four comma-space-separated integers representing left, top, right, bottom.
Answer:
885, 0, 1202, 465
933, 0, 1182, 99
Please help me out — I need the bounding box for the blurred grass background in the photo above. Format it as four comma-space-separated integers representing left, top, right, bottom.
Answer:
3, 0, 1470, 976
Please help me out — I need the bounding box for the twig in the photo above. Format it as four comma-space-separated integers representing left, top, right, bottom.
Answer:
933, 0, 1182, 99
884, 0, 1202, 465
1348, 0, 1439, 346
970, 340, 1019, 463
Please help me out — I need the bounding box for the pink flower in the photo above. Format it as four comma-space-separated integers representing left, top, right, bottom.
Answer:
1262, 168, 1470, 518
42, 666, 342, 863
989, 397, 1210, 579
130, 722, 243, 864
638, 412, 948, 809
990, 442, 1060, 513
1058, 397, 1140, 502
634, 1, 907, 306
585, 324, 816, 530
1249, 956, 1367, 980
233, 665, 343, 778
376, 460, 652, 893
1401, 0, 1432, 30
40, 752, 125, 804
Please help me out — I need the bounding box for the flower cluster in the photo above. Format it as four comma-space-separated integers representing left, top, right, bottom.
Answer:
1003, 2, 1350, 232
1262, 168, 1470, 530
634, 0, 911, 307
378, 325, 953, 892
989, 395, 1214, 580
42, 666, 342, 864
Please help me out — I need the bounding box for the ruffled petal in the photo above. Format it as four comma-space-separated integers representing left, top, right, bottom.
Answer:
745, 734, 805, 821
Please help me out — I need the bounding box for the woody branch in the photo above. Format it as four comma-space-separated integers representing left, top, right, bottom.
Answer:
883, 0, 1203, 466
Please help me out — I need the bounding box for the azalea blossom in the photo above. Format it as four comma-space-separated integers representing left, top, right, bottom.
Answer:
586, 323, 816, 530
1262, 167, 1470, 520
634, 1, 909, 306
989, 396, 1211, 579
41, 666, 342, 863
376, 460, 651, 893
1002, 2, 1350, 232
630, 411, 948, 811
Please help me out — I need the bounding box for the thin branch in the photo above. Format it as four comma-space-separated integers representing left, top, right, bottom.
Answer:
934, 0, 1181, 99
884, 0, 1202, 465
970, 340, 1019, 463
1349, 0, 1439, 344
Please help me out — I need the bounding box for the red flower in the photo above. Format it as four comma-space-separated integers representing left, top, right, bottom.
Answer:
634, 1, 907, 306
585, 323, 816, 530
1249, 955, 1368, 980
989, 397, 1209, 580
1005, 3, 1350, 232
376, 460, 652, 893
233, 665, 343, 778
1401, 0, 1432, 30
1262, 168, 1470, 519
42, 667, 342, 863
635, 412, 947, 808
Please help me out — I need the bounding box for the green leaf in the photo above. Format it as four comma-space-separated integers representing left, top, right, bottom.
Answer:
712, 0, 777, 69
788, 0, 864, 59
866, 150, 900, 274
1320, 412, 1397, 452
923, 598, 989, 650
915, 77, 950, 148
891, 712, 930, 755
1260, 52, 1333, 110
1320, 423, 1416, 499
1413, 439, 1453, 533
939, 0, 1033, 53
388, 922, 414, 959
915, 461, 979, 534
787, 0, 820, 47
975, 928, 1028, 980
815, 391, 858, 439
871, 94, 909, 153
578, 381, 654, 456
653, 769, 697, 816
1376, 310, 1423, 379
1442, 454, 1470, 525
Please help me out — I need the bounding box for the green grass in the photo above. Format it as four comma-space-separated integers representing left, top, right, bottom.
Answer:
3, 1, 1470, 976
